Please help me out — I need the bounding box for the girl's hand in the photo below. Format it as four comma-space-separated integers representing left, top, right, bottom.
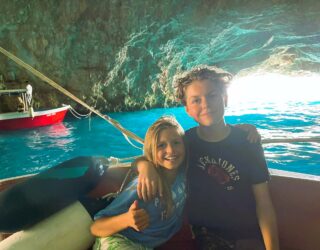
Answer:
126, 200, 149, 231
235, 124, 261, 143
137, 160, 163, 201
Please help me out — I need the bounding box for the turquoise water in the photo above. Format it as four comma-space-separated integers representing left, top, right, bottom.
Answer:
1, 75, 319, 178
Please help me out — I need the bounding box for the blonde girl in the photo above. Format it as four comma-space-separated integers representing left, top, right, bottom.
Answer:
91, 116, 187, 250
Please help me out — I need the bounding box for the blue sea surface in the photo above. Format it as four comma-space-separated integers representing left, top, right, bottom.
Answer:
1, 74, 319, 179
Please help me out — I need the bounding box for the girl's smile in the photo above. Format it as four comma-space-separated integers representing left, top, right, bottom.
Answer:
156, 127, 185, 171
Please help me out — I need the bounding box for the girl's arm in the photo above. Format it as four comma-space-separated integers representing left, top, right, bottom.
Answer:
90, 200, 149, 237
253, 182, 280, 250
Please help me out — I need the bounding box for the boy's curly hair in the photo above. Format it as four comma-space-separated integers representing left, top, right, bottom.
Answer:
173, 65, 233, 105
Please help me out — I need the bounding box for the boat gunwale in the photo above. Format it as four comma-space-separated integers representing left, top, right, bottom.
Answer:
269, 168, 320, 181
0, 105, 70, 121
0, 167, 318, 186
0, 89, 27, 95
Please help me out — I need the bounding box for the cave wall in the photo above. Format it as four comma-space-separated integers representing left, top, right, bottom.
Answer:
0, 0, 197, 111
0, 0, 311, 112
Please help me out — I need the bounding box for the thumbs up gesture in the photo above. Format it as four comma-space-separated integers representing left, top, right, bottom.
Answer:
126, 200, 149, 231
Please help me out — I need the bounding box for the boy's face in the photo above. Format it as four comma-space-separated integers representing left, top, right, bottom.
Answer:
184, 79, 226, 127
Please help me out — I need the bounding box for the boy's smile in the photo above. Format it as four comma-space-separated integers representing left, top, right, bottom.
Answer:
185, 79, 226, 127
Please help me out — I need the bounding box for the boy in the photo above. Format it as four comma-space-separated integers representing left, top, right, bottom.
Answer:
137, 65, 279, 250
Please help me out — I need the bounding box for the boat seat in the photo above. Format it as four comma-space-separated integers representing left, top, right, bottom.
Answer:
155, 219, 196, 250
269, 170, 320, 250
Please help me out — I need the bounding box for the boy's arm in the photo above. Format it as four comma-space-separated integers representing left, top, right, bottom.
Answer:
134, 157, 163, 201
235, 124, 261, 143
253, 182, 280, 250
90, 200, 149, 237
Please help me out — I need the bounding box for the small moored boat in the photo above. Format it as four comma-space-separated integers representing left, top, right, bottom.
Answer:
0, 85, 69, 130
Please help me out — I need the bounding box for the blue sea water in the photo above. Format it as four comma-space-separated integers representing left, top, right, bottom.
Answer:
1, 74, 319, 179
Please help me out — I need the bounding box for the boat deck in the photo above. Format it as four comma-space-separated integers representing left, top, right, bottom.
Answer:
1, 169, 319, 250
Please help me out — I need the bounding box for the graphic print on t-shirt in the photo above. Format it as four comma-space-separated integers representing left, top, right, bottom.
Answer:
198, 155, 240, 190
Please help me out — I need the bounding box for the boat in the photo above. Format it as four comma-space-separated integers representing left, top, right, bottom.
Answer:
0, 157, 319, 250
0, 84, 69, 130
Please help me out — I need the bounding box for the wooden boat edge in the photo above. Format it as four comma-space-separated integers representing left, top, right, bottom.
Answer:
0, 168, 319, 250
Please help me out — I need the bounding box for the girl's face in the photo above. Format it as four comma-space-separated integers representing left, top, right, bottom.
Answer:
156, 127, 185, 171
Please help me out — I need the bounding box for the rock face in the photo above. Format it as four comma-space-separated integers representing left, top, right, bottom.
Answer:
0, 0, 318, 112
0, 0, 190, 112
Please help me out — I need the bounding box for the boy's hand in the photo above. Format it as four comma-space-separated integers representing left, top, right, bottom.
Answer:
137, 160, 163, 201
126, 200, 149, 231
235, 124, 261, 143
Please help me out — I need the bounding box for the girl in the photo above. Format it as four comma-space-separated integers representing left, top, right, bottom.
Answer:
91, 116, 187, 250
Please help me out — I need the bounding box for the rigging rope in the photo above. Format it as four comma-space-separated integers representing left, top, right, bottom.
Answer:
0, 46, 144, 146
68, 105, 92, 119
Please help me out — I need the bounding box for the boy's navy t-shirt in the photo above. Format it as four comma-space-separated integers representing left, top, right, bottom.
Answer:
186, 125, 270, 241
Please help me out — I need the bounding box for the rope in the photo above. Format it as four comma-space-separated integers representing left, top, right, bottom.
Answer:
122, 133, 144, 150
0, 46, 144, 146
68, 106, 92, 119
262, 137, 320, 144
107, 155, 140, 165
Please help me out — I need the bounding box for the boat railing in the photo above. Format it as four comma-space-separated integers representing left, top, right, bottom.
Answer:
0, 86, 32, 113
0, 89, 27, 96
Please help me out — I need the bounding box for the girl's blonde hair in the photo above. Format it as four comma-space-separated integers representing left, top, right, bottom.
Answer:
143, 116, 185, 218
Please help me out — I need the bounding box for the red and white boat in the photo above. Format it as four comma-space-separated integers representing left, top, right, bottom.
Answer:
0, 85, 69, 130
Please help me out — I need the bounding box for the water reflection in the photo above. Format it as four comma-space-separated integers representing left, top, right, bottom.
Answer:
25, 123, 74, 151
44, 123, 71, 137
